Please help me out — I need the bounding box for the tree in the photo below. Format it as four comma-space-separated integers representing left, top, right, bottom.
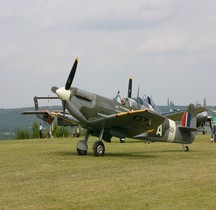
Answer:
54, 126, 70, 137
53, 122, 70, 137
32, 121, 39, 138
15, 129, 31, 139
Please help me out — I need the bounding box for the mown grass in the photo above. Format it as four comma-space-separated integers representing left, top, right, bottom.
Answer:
0, 135, 216, 210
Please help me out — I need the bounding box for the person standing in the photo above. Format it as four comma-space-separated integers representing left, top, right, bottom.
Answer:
46, 123, 53, 139
211, 110, 216, 142
39, 123, 43, 138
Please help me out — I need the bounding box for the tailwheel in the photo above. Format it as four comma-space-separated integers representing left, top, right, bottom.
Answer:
92, 141, 105, 156
120, 138, 125, 143
182, 144, 189, 152
184, 145, 189, 152
77, 140, 88, 156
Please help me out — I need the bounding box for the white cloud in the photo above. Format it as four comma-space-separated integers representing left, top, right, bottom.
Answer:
1, 0, 216, 108
137, 33, 187, 54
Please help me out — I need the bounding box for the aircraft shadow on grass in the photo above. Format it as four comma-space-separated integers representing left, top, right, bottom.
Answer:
53, 147, 187, 159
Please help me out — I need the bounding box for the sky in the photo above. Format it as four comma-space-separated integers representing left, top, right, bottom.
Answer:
1, 0, 216, 108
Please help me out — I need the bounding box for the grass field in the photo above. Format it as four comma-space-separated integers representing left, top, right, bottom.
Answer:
0, 135, 216, 210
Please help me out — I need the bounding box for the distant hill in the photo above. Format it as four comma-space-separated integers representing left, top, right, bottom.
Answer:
0, 105, 215, 140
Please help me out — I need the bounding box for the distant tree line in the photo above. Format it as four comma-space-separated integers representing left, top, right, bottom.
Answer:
15, 122, 71, 139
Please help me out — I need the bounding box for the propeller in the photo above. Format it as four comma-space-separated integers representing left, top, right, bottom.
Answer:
128, 76, 132, 98
51, 86, 58, 94
51, 57, 79, 115
65, 57, 78, 90
137, 86, 140, 100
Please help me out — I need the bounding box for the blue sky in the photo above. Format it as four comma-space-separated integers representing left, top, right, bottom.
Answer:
1, 0, 216, 108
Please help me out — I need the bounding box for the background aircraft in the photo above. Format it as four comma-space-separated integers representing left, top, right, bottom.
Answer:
22, 96, 75, 127
22, 96, 57, 125
127, 77, 161, 114
50, 57, 207, 156
125, 77, 201, 123
167, 98, 210, 134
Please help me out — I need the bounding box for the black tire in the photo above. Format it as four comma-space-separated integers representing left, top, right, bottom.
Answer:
184, 146, 189, 152
93, 141, 105, 156
120, 138, 125, 143
77, 148, 87, 156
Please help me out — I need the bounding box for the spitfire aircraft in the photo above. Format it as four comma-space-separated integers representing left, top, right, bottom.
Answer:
127, 77, 162, 114
167, 98, 210, 134
50, 57, 207, 156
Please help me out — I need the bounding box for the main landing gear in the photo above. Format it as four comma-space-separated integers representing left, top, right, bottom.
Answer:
92, 141, 105, 156
77, 129, 105, 156
77, 131, 89, 155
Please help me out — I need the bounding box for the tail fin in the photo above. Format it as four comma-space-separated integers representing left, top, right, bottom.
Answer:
34, 96, 39, 111
180, 104, 197, 131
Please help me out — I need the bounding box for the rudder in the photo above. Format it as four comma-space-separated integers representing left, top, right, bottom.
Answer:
180, 103, 197, 130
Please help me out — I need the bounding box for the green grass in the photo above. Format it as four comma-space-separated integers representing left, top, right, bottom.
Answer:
0, 135, 216, 210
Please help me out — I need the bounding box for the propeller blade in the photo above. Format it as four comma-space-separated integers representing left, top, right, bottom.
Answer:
51, 86, 59, 94
204, 98, 206, 107
65, 57, 78, 90
128, 76, 132, 98
137, 86, 140, 100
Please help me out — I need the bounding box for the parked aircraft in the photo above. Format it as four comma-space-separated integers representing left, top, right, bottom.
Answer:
127, 77, 161, 114
50, 57, 207, 156
22, 96, 57, 124
126, 77, 192, 122
167, 98, 210, 134
22, 96, 75, 127
196, 98, 211, 130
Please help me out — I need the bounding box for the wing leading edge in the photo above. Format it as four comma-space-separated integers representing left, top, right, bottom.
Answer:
92, 109, 166, 138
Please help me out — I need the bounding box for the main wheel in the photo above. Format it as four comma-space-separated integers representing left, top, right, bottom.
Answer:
93, 141, 105, 156
77, 148, 87, 155
77, 140, 88, 156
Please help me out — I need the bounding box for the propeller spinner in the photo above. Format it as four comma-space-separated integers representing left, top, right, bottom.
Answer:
51, 57, 78, 99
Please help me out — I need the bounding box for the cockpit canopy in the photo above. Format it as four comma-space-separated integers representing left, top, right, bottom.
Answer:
113, 94, 161, 113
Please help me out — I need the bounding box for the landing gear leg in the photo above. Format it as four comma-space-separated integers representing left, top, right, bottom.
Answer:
182, 144, 189, 152
92, 129, 105, 156
77, 130, 90, 155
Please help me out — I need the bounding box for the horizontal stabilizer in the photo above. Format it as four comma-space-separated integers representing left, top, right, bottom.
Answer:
179, 126, 197, 132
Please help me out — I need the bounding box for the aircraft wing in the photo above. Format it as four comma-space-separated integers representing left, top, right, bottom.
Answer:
22, 110, 52, 115
21, 110, 57, 124
194, 105, 208, 114
163, 105, 208, 122
50, 112, 81, 126
92, 109, 166, 138
163, 110, 184, 121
